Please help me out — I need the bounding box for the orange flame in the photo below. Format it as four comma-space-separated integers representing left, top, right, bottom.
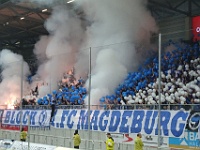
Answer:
5, 94, 17, 109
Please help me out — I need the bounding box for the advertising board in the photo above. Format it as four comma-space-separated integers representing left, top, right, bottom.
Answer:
192, 16, 200, 41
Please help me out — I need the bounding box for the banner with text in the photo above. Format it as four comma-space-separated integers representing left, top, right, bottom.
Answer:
1, 109, 189, 137
51, 109, 190, 138
1, 110, 51, 130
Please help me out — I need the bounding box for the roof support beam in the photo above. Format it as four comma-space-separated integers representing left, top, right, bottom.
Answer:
164, 0, 172, 7
11, 4, 51, 16
174, 0, 187, 9
36, 13, 45, 21
188, 0, 192, 16
149, 0, 190, 16
0, 29, 8, 35
0, 10, 42, 27
6, 24, 42, 35
8, 7, 44, 24
192, 1, 200, 9
0, 0, 11, 10
0, 24, 46, 39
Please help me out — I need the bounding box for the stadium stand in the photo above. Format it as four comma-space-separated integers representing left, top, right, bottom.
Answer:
100, 41, 200, 110
16, 41, 200, 111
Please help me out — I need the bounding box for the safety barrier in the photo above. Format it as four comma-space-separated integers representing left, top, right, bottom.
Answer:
20, 104, 198, 111
0, 130, 187, 150
0, 140, 86, 150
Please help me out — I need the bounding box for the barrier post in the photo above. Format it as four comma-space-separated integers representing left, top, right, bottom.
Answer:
69, 138, 72, 148
100, 140, 102, 150
87, 47, 92, 150
28, 114, 30, 150
158, 33, 162, 149
33, 133, 35, 143
92, 140, 94, 150
20, 60, 23, 133
69, 128, 72, 147
126, 143, 128, 150
117, 143, 120, 150
45, 135, 47, 145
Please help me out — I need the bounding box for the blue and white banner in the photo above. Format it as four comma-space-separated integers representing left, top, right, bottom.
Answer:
52, 109, 190, 138
2, 110, 51, 128
1, 109, 190, 137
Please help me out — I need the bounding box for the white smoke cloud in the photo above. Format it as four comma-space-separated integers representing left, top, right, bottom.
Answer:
33, 5, 85, 96
0, 49, 30, 107
33, 35, 49, 64
12, 0, 158, 105
84, 49, 128, 105
75, 0, 158, 105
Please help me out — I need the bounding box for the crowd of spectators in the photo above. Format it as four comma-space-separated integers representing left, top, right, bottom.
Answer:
19, 69, 87, 109
100, 41, 200, 110
17, 40, 200, 110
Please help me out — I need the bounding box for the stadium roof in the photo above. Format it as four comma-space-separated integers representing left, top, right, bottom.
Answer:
148, 0, 200, 19
0, 0, 200, 57
0, 0, 51, 55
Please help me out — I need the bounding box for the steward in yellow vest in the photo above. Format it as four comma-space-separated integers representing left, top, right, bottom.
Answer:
134, 133, 144, 150
73, 130, 81, 149
105, 133, 114, 150
20, 128, 27, 142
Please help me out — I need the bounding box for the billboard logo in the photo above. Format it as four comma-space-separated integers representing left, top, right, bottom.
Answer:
192, 16, 200, 41
196, 27, 200, 32
187, 111, 200, 131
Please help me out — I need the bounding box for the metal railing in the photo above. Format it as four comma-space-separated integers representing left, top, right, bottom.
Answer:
14, 104, 200, 111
